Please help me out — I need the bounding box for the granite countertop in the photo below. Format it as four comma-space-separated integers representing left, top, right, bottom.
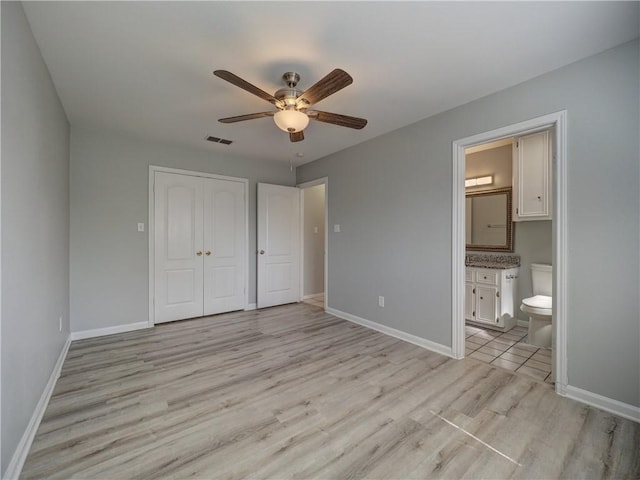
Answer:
465, 253, 520, 269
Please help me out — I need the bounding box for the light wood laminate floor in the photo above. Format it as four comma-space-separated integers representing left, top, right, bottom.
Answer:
22, 303, 640, 479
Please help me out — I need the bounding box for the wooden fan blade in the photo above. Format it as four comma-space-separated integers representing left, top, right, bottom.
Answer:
214, 70, 283, 107
218, 112, 275, 123
289, 131, 304, 142
296, 69, 353, 108
307, 110, 367, 129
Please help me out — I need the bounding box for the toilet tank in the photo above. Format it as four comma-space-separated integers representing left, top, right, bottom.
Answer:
531, 263, 552, 296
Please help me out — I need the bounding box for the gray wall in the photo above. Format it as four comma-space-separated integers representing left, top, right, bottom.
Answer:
303, 184, 325, 297
70, 128, 295, 332
1, 2, 70, 474
297, 40, 640, 407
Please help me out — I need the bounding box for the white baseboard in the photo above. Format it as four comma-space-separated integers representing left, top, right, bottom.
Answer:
559, 384, 640, 424
70, 321, 150, 341
245, 303, 257, 311
517, 319, 529, 328
302, 293, 324, 300
4, 335, 71, 480
326, 307, 453, 358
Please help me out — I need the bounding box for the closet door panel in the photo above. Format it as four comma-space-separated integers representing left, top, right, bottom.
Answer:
154, 172, 204, 323
203, 178, 246, 315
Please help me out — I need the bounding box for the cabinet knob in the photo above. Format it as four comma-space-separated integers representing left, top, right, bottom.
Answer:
259, 250, 265, 255
196, 251, 203, 256
205, 251, 211, 256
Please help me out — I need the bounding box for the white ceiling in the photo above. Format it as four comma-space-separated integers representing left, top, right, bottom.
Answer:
23, 1, 639, 166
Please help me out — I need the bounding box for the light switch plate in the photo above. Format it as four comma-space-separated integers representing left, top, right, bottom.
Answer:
137, 223, 145, 232
333, 224, 341, 233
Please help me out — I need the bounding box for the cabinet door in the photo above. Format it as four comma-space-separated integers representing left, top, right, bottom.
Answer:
465, 283, 475, 321
476, 285, 498, 325
513, 130, 552, 221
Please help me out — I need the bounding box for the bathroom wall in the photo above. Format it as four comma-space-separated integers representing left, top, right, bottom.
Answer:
465, 144, 512, 191
514, 221, 553, 320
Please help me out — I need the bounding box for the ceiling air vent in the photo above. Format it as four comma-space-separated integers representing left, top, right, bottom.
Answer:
206, 136, 233, 145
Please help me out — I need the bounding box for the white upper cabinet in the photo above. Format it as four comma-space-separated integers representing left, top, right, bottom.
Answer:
512, 130, 552, 221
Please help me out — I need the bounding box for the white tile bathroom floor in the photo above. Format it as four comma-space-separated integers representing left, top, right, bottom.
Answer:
465, 323, 554, 385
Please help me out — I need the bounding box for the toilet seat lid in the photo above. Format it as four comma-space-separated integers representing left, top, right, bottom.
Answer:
522, 295, 552, 309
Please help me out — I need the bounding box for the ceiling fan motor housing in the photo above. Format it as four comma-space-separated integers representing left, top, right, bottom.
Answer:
274, 87, 303, 107
282, 72, 300, 88
275, 72, 305, 108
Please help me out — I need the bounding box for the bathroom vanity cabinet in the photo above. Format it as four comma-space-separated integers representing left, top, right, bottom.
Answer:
465, 266, 519, 331
512, 130, 552, 221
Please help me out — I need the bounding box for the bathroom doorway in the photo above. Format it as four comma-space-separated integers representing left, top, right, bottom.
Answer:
452, 111, 568, 394
464, 135, 553, 383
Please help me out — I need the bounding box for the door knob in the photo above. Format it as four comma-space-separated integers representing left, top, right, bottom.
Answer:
205, 251, 211, 256
259, 250, 265, 255
196, 251, 203, 256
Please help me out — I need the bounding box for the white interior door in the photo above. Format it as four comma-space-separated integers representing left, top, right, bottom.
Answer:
203, 178, 246, 315
154, 172, 204, 323
257, 183, 300, 308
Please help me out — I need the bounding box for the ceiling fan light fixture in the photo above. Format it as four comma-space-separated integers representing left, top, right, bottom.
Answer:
274, 108, 309, 133
214, 69, 366, 142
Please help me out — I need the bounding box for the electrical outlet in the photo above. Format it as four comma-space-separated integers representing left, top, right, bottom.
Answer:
137, 223, 145, 232
59, 316, 63, 332
378, 296, 385, 307
333, 224, 341, 233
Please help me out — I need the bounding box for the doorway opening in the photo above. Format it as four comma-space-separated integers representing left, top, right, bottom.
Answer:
464, 134, 553, 385
298, 178, 328, 311
452, 111, 568, 394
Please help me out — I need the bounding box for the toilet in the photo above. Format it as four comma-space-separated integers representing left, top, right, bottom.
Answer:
521, 263, 552, 348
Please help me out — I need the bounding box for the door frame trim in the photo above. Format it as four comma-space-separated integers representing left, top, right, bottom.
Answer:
297, 177, 329, 310
148, 165, 249, 326
451, 110, 568, 392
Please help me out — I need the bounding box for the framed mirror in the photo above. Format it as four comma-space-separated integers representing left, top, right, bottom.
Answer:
465, 187, 514, 252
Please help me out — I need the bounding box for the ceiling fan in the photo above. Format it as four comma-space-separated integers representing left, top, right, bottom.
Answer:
213, 69, 367, 143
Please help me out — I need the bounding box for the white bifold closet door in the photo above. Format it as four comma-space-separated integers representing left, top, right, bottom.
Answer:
154, 171, 245, 324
